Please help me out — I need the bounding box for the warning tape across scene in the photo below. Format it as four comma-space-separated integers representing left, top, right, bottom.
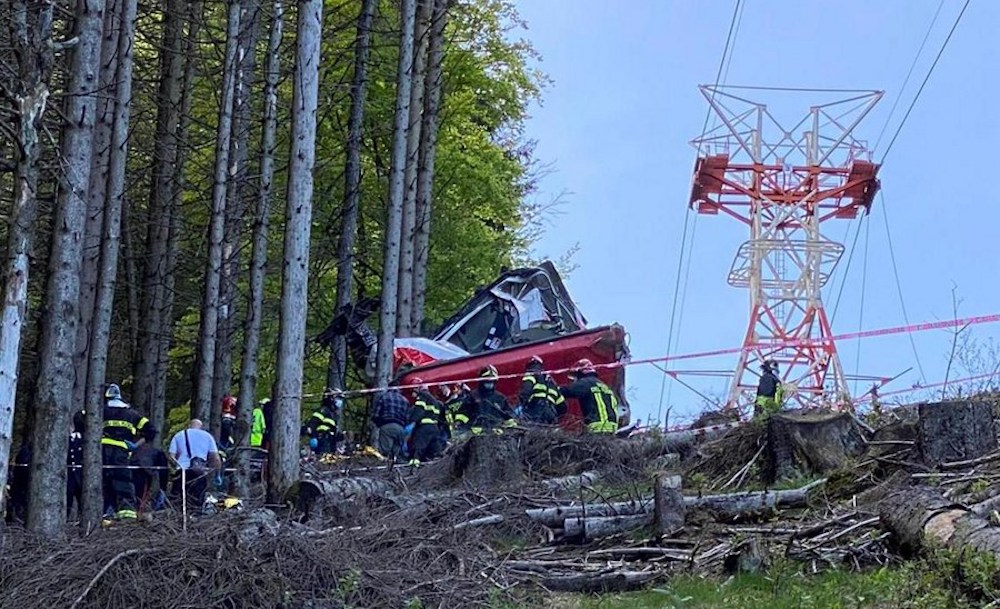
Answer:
298, 312, 1000, 399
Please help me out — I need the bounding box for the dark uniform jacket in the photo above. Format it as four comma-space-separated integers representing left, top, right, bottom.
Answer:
102, 404, 154, 450
560, 374, 619, 433
461, 387, 513, 430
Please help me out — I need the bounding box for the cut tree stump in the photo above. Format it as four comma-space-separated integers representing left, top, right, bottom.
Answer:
765, 409, 866, 482
449, 433, 523, 487
917, 401, 997, 466
880, 485, 1000, 557
654, 473, 685, 534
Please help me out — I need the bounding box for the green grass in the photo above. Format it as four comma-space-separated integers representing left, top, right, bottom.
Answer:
546, 563, 972, 609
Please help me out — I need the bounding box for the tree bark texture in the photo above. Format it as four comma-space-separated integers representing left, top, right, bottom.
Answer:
764, 409, 866, 483
212, 0, 263, 436
880, 485, 1000, 558
193, 0, 242, 423
27, 0, 106, 535
238, 0, 283, 450
0, 0, 54, 520
395, 0, 430, 337
268, 0, 323, 504
133, 0, 187, 423
410, 0, 449, 333
374, 0, 417, 387
917, 401, 997, 466
328, 0, 376, 391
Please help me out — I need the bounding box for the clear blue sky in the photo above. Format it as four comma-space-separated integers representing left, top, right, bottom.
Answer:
514, 0, 1000, 426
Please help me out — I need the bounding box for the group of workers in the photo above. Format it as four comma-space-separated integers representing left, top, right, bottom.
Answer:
371, 356, 624, 464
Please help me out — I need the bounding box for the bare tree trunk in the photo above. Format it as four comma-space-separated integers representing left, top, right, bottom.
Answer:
74, 0, 120, 412
133, 0, 185, 421
238, 0, 283, 444
0, 0, 55, 521
120, 196, 140, 353
193, 0, 242, 423
328, 0, 376, 392
27, 0, 106, 536
212, 0, 262, 437
79, 0, 123, 531
395, 0, 430, 337
374, 0, 417, 387
268, 0, 323, 503
410, 0, 449, 333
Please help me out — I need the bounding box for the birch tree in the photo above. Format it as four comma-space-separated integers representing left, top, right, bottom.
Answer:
27, 0, 106, 535
328, 0, 376, 391
193, 0, 242, 425
395, 0, 431, 337
269, 0, 323, 502
238, 0, 283, 443
374, 0, 417, 387
410, 0, 450, 332
0, 0, 54, 520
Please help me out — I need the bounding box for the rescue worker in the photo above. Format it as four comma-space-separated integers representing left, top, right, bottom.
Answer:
304, 395, 338, 455
372, 384, 411, 461
440, 383, 471, 440
102, 383, 155, 520
407, 378, 447, 463
518, 355, 561, 425
219, 394, 237, 451
250, 398, 267, 448
754, 360, 784, 417
66, 410, 85, 518
559, 359, 619, 434
459, 365, 516, 434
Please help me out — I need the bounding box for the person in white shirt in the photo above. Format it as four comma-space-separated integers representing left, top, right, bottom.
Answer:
168, 419, 222, 503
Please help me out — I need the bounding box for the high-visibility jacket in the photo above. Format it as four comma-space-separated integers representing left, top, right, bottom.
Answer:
250, 407, 266, 447
560, 374, 619, 434
410, 391, 446, 428
520, 372, 561, 424
307, 407, 337, 437
101, 403, 154, 450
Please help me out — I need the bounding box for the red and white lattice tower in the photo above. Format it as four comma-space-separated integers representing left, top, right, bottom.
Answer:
688, 86, 883, 410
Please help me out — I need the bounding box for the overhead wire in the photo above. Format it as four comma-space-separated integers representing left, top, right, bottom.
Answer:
879, 0, 972, 163
656, 0, 743, 424
872, 0, 946, 152
879, 190, 927, 383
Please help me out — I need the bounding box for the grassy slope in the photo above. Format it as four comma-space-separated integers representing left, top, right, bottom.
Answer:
546, 564, 978, 609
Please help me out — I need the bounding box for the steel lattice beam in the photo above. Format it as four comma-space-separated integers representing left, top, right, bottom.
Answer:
688, 86, 883, 410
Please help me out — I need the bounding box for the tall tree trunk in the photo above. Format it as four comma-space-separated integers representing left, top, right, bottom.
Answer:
410, 0, 449, 333
27, 0, 106, 536
268, 0, 323, 503
374, 0, 417, 388
120, 196, 140, 354
79, 0, 123, 531
395, 0, 430, 338
132, 0, 185, 422
74, 0, 120, 412
212, 0, 262, 437
193, 0, 242, 423
238, 0, 283, 444
328, 0, 376, 392
0, 0, 55, 521
82, 0, 138, 528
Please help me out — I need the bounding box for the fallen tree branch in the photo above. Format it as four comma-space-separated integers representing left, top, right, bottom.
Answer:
69, 549, 152, 609
879, 485, 1000, 557
452, 514, 504, 530
541, 570, 659, 593
563, 514, 653, 539
940, 451, 1000, 471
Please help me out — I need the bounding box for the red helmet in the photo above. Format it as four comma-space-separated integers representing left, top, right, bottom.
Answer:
575, 359, 597, 376
222, 395, 237, 416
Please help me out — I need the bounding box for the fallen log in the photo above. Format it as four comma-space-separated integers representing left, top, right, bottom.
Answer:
563, 514, 653, 539
286, 476, 394, 521
524, 479, 823, 526
541, 570, 659, 593
452, 514, 504, 530
654, 473, 685, 534
662, 420, 744, 445
540, 471, 600, 492
586, 547, 691, 561
880, 485, 1000, 557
